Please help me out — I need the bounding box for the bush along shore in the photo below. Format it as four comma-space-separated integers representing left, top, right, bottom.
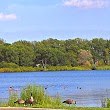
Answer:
0, 65, 110, 73
0, 66, 89, 73
0, 84, 74, 109
0, 84, 110, 110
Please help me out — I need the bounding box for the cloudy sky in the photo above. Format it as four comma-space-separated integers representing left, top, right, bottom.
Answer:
0, 0, 110, 43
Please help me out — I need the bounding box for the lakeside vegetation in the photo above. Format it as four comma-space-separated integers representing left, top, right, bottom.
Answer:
1, 38, 110, 109
0, 38, 110, 72
0, 84, 110, 110
0, 65, 110, 73
0, 66, 90, 73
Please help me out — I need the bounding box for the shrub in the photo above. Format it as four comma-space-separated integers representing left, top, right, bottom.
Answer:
8, 92, 18, 106
0, 61, 19, 68
20, 84, 63, 108
107, 99, 110, 108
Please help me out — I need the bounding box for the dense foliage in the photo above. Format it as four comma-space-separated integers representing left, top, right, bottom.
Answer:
0, 38, 110, 69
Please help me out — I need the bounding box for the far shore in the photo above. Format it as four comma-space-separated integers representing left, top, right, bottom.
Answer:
0, 65, 110, 73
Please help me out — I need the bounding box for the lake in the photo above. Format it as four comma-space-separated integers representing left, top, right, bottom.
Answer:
0, 70, 110, 107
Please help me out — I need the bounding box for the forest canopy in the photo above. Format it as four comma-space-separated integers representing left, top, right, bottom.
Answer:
0, 38, 110, 68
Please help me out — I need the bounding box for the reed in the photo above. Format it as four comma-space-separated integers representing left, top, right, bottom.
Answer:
8, 93, 18, 106
47, 66, 91, 71
0, 65, 91, 73
7, 84, 110, 109
96, 66, 110, 70
20, 84, 64, 108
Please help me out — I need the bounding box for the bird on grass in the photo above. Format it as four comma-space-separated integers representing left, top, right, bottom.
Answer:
14, 99, 25, 105
63, 99, 76, 106
25, 92, 35, 106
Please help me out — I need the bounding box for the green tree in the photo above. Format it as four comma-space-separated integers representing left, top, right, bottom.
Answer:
90, 38, 107, 66
12, 40, 35, 66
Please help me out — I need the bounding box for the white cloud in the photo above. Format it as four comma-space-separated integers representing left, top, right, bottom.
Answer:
64, 0, 110, 9
0, 13, 17, 21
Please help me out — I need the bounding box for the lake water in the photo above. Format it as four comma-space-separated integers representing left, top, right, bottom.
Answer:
0, 70, 110, 107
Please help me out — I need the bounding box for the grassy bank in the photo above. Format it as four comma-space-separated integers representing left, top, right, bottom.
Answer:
0, 84, 110, 110
0, 65, 110, 73
96, 66, 110, 70
66, 107, 110, 110
0, 66, 91, 73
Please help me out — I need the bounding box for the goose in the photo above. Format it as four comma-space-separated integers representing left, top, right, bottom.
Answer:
63, 99, 76, 106
14, 99, 25, 105
25, 92, 35, 106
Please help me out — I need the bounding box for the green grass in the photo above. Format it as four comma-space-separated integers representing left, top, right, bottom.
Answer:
96, 66, 110, 70
7, 84, 66, 108
0, 66, 91, 73
65, 107, 110, 110
1, 65, 110, 73
1, 84, 110, 110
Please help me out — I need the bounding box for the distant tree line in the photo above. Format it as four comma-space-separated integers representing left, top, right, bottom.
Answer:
0, 38, 110, 69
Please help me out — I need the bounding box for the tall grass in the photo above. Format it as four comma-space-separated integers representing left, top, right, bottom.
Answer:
8, 92, 18, 106
7, 84, 65, 108
107, 99, 110, 108
8, 84, 110, 109
47, 66, 91, 71
96, 66, 110, 70
0, 67, 44, 73
0, 66, 91, 73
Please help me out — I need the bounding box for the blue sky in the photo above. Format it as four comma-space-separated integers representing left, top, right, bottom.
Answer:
0, 0, 110, 43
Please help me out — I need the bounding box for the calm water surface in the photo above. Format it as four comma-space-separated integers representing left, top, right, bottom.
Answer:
0, 70, 110, 107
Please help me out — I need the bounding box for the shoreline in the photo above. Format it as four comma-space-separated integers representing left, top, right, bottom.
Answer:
0, 65, 110, 73
0, 107, 64, 110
